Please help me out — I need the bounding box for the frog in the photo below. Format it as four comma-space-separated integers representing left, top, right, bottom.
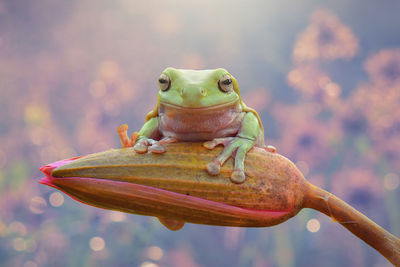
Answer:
118, 67, 275, 184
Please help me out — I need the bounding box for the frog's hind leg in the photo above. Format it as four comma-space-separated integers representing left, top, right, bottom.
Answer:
204, 137, 235, 176
230, 142, 253, 184
118, 124, 136, 148
204, 137, 253, 184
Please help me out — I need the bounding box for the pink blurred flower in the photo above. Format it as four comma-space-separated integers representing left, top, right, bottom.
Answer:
364, 48, 400, 87
287, 64, 341, 106
293, 9, 359, 63
273, 103, 342, 168
242, 88, 271, 112
345, 83, 400, 171
331, 167, 383, 209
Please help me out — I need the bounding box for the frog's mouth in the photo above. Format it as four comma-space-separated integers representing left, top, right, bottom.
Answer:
159, 99, 240, 111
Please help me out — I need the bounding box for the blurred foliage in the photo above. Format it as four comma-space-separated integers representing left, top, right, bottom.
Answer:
0, 0, 399, 266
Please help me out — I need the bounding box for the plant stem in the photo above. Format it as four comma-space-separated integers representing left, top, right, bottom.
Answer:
303, 183, 400, 265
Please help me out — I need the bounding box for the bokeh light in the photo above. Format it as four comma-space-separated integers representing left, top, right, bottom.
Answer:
145, 246, 164, 261
140, 261, 159, 267
384, 173, 399, 191
90, 237, 106, 252
9, 221, 27, 236
307, 219, 321, 233
25, 239, 37, 253
108, 211, 127, 222
29, 197, 47, 214
49, 192, 64, 207
287, 64, 341, 102
13, 237, 26, 251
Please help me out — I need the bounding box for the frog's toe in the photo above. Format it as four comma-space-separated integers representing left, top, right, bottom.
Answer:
230, 169, 246, 184
265, 145, 277, 153
149, 143, 166, 154
133, 143, 148, 153
203, 137, 234, 150
203, 141, 216, 149
159, 137, 178, 145
206, 159, 221, 176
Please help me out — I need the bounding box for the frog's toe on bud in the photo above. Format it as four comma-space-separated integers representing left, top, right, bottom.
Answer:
231, 169, 246, 184
265, 145, 277, 153
133, 143, 148, 153
149, 143, 166, 154
206, 159, 221, 176
203, 137, 234, 150
203, 140, 217, 149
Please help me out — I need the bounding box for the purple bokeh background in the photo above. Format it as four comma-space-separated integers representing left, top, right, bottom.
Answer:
0, 0, 399, 266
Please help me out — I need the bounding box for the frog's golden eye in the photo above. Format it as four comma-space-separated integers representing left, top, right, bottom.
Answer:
158, 74, 170, 91
218, 74, 233, 93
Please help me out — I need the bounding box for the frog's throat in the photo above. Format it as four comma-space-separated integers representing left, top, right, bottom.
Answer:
159, 99, 240, 111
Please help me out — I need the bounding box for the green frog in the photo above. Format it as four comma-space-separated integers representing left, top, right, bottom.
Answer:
118, 67, 275, 184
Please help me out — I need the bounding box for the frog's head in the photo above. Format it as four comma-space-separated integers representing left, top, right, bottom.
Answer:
157, 67, 241, 109
145, 67, 263, 131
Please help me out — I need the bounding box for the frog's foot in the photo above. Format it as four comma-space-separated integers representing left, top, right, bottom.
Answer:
205, 159, 222, 176
265, 145, 277, 153
204, 137, 234, 175
231, 169, 246, 184
204, 137, 254, 184
134, 138, 166, 154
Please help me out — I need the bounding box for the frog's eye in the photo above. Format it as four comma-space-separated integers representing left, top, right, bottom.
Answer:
158, 74, 171, 91
218, 74, 233, 93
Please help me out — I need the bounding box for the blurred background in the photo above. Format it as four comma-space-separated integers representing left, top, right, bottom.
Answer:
0, 0, 399, 266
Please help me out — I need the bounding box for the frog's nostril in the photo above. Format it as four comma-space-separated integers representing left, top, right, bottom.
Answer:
181, 87, 206, 98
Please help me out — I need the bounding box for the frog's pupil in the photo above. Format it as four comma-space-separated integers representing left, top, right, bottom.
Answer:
222, 79, 232, 85
159, 78, 167, 84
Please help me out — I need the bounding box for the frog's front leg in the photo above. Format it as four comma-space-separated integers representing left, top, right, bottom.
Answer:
119, 118, 176, 154
204, 112, 261, 184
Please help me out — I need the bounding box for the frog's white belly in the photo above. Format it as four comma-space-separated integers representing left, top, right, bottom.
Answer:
158, 103, 245, 141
